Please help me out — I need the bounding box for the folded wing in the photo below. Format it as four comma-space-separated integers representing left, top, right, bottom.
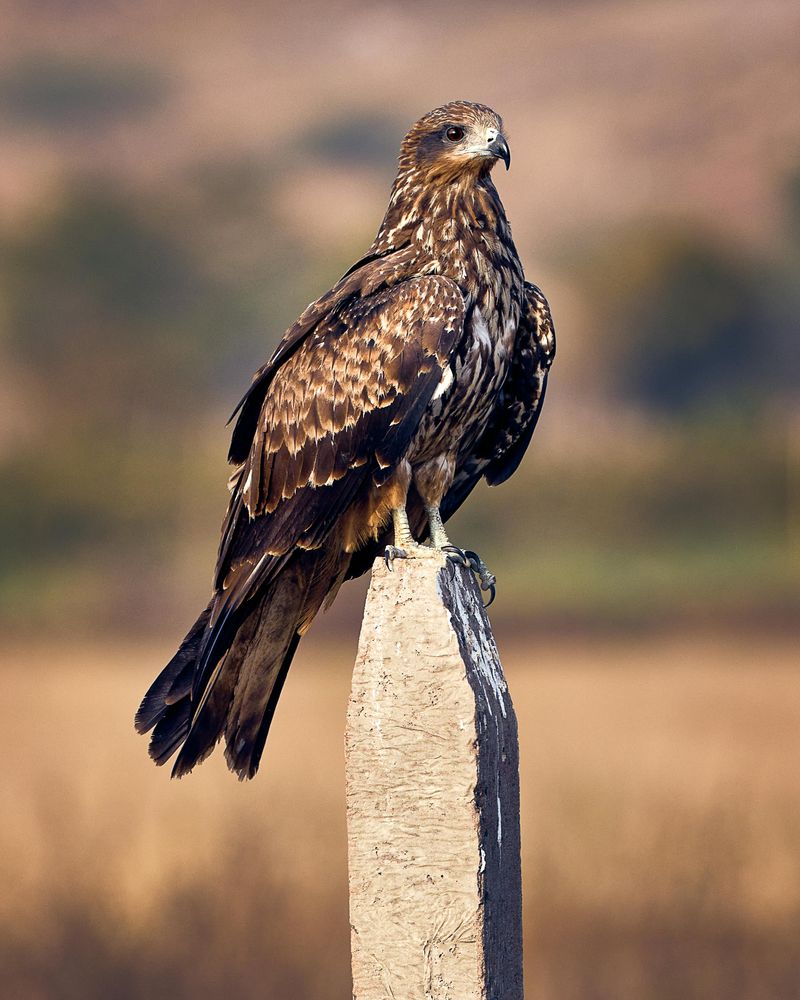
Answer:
442, 280, 555, 519
187, 274, 466, 732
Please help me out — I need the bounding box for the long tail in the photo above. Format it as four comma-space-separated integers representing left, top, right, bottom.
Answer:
135, 549, 338, 780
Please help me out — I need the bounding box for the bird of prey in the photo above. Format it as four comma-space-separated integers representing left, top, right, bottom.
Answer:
135, 101, 555, 780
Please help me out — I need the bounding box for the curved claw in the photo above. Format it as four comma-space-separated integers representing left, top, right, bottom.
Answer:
463, 550, 483, 573
442, 547, 497, 607
384, 545, 407, 571
441, 544, 469, 566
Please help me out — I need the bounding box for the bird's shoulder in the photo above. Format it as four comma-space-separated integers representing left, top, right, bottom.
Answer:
221, 271, 465, 534
253, 274, 465, 458
227, 248, 463, 464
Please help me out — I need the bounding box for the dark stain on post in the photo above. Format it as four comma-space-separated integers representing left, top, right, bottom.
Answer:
439, 562, 524, 1000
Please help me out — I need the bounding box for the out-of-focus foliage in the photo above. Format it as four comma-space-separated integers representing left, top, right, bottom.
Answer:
0, 184, 251, 595
2, 183, 243, 417
571, 226, 794, 414
299, 111, 404, 166
453, 422, 795, 625
1, 173, 799, 629
0, 54, 167, 127
0, 9, 797, 632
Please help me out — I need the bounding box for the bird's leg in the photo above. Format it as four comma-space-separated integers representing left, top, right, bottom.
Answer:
425, 504, 497, 607
384, 505, 425, 570
425, 504, 451, 549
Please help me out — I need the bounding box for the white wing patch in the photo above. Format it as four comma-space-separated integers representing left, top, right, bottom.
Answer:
432, 364, 454, 400
472, 307, 492, 351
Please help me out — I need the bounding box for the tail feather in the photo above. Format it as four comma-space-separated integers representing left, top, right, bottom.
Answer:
149, 701, 191, 766
171, 600, 265, 779
135, 602, 212, 735
136, 549, 338, 780
225, 631, 300, 779
222, 560, 315, 778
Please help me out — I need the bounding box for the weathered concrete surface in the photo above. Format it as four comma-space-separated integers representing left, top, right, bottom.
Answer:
345, 549, 523, 1000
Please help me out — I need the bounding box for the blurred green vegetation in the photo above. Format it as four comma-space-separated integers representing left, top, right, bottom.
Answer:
570, 224, 797, 415
3, 184, 240, 415
0, 153, 798, 631
0, 54, 168, 128
298, 111, 405, 167
456, 209, 800, 625
453, 420, 797, 625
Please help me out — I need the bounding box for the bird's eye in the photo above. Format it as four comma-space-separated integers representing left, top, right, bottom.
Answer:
445, 125, 465, 142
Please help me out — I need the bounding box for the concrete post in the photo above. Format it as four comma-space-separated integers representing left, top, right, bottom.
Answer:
345, 548, 523, 1000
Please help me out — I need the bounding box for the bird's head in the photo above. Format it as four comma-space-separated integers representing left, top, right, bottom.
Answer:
398, 101, 510, 185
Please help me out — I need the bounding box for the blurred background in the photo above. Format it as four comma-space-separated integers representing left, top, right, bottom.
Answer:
1, 1, 798, 997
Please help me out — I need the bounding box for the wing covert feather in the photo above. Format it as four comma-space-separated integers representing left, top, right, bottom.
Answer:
217, 275, 464, 590
227, 246, 417, 465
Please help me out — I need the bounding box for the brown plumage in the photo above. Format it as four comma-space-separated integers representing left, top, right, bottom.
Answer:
135, 100, 555, 780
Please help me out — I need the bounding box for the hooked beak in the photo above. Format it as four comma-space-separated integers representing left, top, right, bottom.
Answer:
487, 134, 511, 170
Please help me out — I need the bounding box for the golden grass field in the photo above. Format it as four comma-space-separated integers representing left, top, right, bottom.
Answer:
2, 629, 798, 999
